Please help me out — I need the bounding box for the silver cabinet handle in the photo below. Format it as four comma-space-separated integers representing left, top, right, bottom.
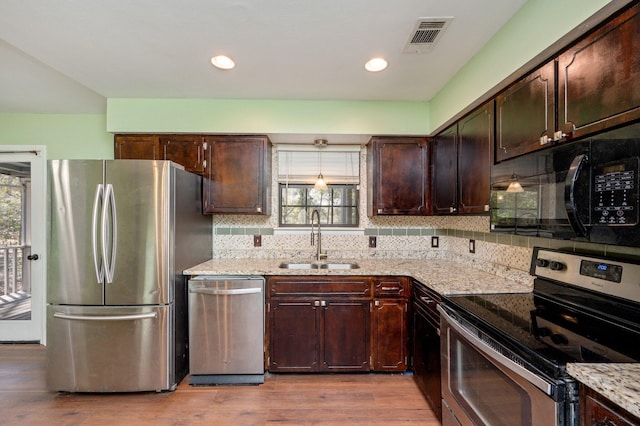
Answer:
53, 312, 157, 321
91, 184, 104, 283
189, 287, 262, 295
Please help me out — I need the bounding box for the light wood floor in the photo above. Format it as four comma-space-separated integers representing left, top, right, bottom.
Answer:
0, 344, 440, 425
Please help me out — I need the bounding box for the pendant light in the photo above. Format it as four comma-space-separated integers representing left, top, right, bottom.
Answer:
314, 139, 328, 191
506, 174, 524, 193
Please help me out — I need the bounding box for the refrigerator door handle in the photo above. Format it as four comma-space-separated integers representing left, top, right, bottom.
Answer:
92, 183, 105, 283
53, 312, 157, 321
189, 287, 263, 295
102, 183, 118, 284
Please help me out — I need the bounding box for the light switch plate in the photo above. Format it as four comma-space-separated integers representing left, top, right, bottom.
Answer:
253, 235, 261, 247
469, 239, 475, 253
369, 236, 377, 248
431, 236, 439, 248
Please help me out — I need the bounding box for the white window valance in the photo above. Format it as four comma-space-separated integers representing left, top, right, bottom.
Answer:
277, 145, 361, 185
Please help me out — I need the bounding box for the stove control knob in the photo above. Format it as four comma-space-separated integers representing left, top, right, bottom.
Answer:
536, 259, 549, 268
549, 261, 565, 271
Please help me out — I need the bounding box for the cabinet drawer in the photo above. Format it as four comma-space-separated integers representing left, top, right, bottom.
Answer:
373, 277, 408, 298
267, 276, 372, 298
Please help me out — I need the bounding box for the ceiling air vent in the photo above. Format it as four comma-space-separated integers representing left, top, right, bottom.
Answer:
403, 17, 453, 53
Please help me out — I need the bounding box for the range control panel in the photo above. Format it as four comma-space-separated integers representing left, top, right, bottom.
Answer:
592, 158, 639, 226
531, 247, 640, 304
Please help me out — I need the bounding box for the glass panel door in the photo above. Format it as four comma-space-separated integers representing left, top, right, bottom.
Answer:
0, 148, 45, 342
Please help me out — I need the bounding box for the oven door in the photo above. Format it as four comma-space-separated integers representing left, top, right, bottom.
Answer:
439, 306, 562, 426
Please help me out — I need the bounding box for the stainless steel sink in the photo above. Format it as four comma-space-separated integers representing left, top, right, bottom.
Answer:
278, 262, 319, 269
278, 262, 360, 270
319, 262, 360, 269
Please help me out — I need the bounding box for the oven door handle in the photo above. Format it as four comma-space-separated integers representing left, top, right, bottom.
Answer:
439, 305, 554, 396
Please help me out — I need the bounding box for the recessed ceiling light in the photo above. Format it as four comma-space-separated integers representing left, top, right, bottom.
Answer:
365, 57, 388, 72
211, 55, 235, 70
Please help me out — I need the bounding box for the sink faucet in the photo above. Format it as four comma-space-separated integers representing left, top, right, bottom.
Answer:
310, 209, 326, 261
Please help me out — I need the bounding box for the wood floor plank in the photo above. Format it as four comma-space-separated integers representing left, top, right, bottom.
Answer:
0, 344, 440, 425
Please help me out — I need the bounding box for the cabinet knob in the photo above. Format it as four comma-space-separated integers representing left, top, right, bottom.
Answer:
449, 207, 457, 213
256, 207, 262, 213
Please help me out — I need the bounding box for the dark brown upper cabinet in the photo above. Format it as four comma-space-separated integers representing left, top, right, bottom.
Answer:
432, 101, 493, 215
431, 124, 458, 215
158, 135, 206, 174
202, 135, 271, 215
495, 61, 556, 162
458, 100, 493, 214
367, 136, 431, 216
114, 134, 206, 174
114, 134, 160, 160
558, 2, 640, 141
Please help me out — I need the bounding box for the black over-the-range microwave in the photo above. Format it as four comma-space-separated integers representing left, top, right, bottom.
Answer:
490, 121, 640, 248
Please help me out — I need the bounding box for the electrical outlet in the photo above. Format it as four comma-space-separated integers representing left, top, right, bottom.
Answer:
369, 236, 377, 248
253, 235, 262, 247
469, 239, 476, 254
431, 236, 439, 248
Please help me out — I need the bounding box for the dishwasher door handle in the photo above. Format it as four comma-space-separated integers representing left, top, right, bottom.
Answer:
189, 287, 263, 296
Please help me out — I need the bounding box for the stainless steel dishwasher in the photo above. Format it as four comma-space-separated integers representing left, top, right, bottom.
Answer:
188, 276, 265, 385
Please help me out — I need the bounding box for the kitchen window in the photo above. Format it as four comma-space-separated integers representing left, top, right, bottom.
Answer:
277, 145, 361, 227
279, 184, 359, 227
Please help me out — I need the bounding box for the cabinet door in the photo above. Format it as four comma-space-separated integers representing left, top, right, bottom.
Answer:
114, 135, 159, 160
159, 135, 206, 174
202, 135, 271, 214
412, 303, 441, 420
321, 299, 370, 371
495, 61, 556, 162
268, 299, 319, 372
558, 3, 640, 140
431, 123, 458, 215
368, 137, 430, 216
582, 385, 639, 426
371, 299, 407, 372
458, 100, 493, 214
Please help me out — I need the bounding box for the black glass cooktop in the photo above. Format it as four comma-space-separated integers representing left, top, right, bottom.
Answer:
443, 284, 640, 380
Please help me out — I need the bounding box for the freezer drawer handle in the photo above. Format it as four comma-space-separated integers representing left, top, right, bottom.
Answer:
189, 287, 263, 295
53, 312, 157, 321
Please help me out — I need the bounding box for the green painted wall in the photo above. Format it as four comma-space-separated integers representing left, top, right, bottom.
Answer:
106, 98, 430, 135
0, 114, 113, 159
428, 0, 615, 131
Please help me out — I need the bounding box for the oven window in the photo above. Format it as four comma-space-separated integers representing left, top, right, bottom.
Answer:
450, 333, 532, 426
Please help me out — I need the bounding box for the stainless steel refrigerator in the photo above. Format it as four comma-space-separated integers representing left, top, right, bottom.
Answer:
46, 160, 212, 392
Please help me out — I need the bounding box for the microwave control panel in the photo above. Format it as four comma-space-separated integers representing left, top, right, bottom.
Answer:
592, 158, 639, 226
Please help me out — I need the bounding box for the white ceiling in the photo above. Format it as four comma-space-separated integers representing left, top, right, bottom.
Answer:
0, 0, 528, 114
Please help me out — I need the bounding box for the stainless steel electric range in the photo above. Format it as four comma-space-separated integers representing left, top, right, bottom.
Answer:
439, 247, 640, 426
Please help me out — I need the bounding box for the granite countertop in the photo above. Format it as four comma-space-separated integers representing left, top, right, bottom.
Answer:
567, 363, 640, 419
183, 258, 532, 295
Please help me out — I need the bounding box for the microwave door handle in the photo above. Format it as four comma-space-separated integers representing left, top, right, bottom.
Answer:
565, 153, 589, 238
91, 184, 105, 283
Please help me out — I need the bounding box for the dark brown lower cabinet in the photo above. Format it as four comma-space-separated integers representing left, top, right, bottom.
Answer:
266, 276, 408, 373
268, 298, 370, 372
321, 299, 370, 372
371, 299, 407, 371
268, 299, 319, 372
581, 385, 640, 426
